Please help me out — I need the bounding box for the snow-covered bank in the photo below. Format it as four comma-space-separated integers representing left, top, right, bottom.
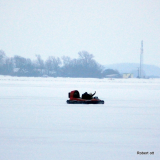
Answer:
0, 77, 160, 160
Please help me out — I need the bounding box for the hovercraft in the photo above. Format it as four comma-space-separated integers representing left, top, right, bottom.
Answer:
66, 90, 104, 104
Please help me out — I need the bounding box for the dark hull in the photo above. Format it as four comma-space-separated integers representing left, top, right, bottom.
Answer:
67, 100, 104, 104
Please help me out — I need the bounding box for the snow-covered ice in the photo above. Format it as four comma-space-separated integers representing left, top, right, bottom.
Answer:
0, 76, 160, 160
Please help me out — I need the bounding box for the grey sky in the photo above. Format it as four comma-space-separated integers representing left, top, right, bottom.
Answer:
0, 0, 160, 66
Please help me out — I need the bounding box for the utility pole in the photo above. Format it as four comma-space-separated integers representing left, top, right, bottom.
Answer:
137, 67, 140, 78
140, 40, 143, 78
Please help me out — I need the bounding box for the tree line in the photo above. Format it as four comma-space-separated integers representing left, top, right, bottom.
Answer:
0, 50, 120, 78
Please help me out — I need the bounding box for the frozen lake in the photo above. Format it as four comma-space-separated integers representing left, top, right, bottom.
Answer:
0, 76, 160, 160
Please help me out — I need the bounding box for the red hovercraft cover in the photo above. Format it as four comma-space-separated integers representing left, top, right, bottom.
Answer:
66, 90, 104, 104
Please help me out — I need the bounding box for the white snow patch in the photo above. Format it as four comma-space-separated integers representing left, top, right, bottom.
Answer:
0, 76, 160, 160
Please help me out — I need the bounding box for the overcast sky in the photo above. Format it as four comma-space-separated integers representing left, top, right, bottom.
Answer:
0, 0, 160, 66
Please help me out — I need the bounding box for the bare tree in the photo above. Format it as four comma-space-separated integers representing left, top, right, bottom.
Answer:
45, 56, 61, 76
0, 50, 6, 66
78, 51, 94, 64
35, 55, 44, 69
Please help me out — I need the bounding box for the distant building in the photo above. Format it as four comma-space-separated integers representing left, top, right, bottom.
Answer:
13, 68, 20, 73
123, 73, 133, 78
105, 74, 121, 78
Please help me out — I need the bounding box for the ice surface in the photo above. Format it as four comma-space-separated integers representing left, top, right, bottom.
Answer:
0, 76, 160, 160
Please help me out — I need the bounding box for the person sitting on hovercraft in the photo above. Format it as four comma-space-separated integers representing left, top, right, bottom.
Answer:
82, 91, 96, 100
